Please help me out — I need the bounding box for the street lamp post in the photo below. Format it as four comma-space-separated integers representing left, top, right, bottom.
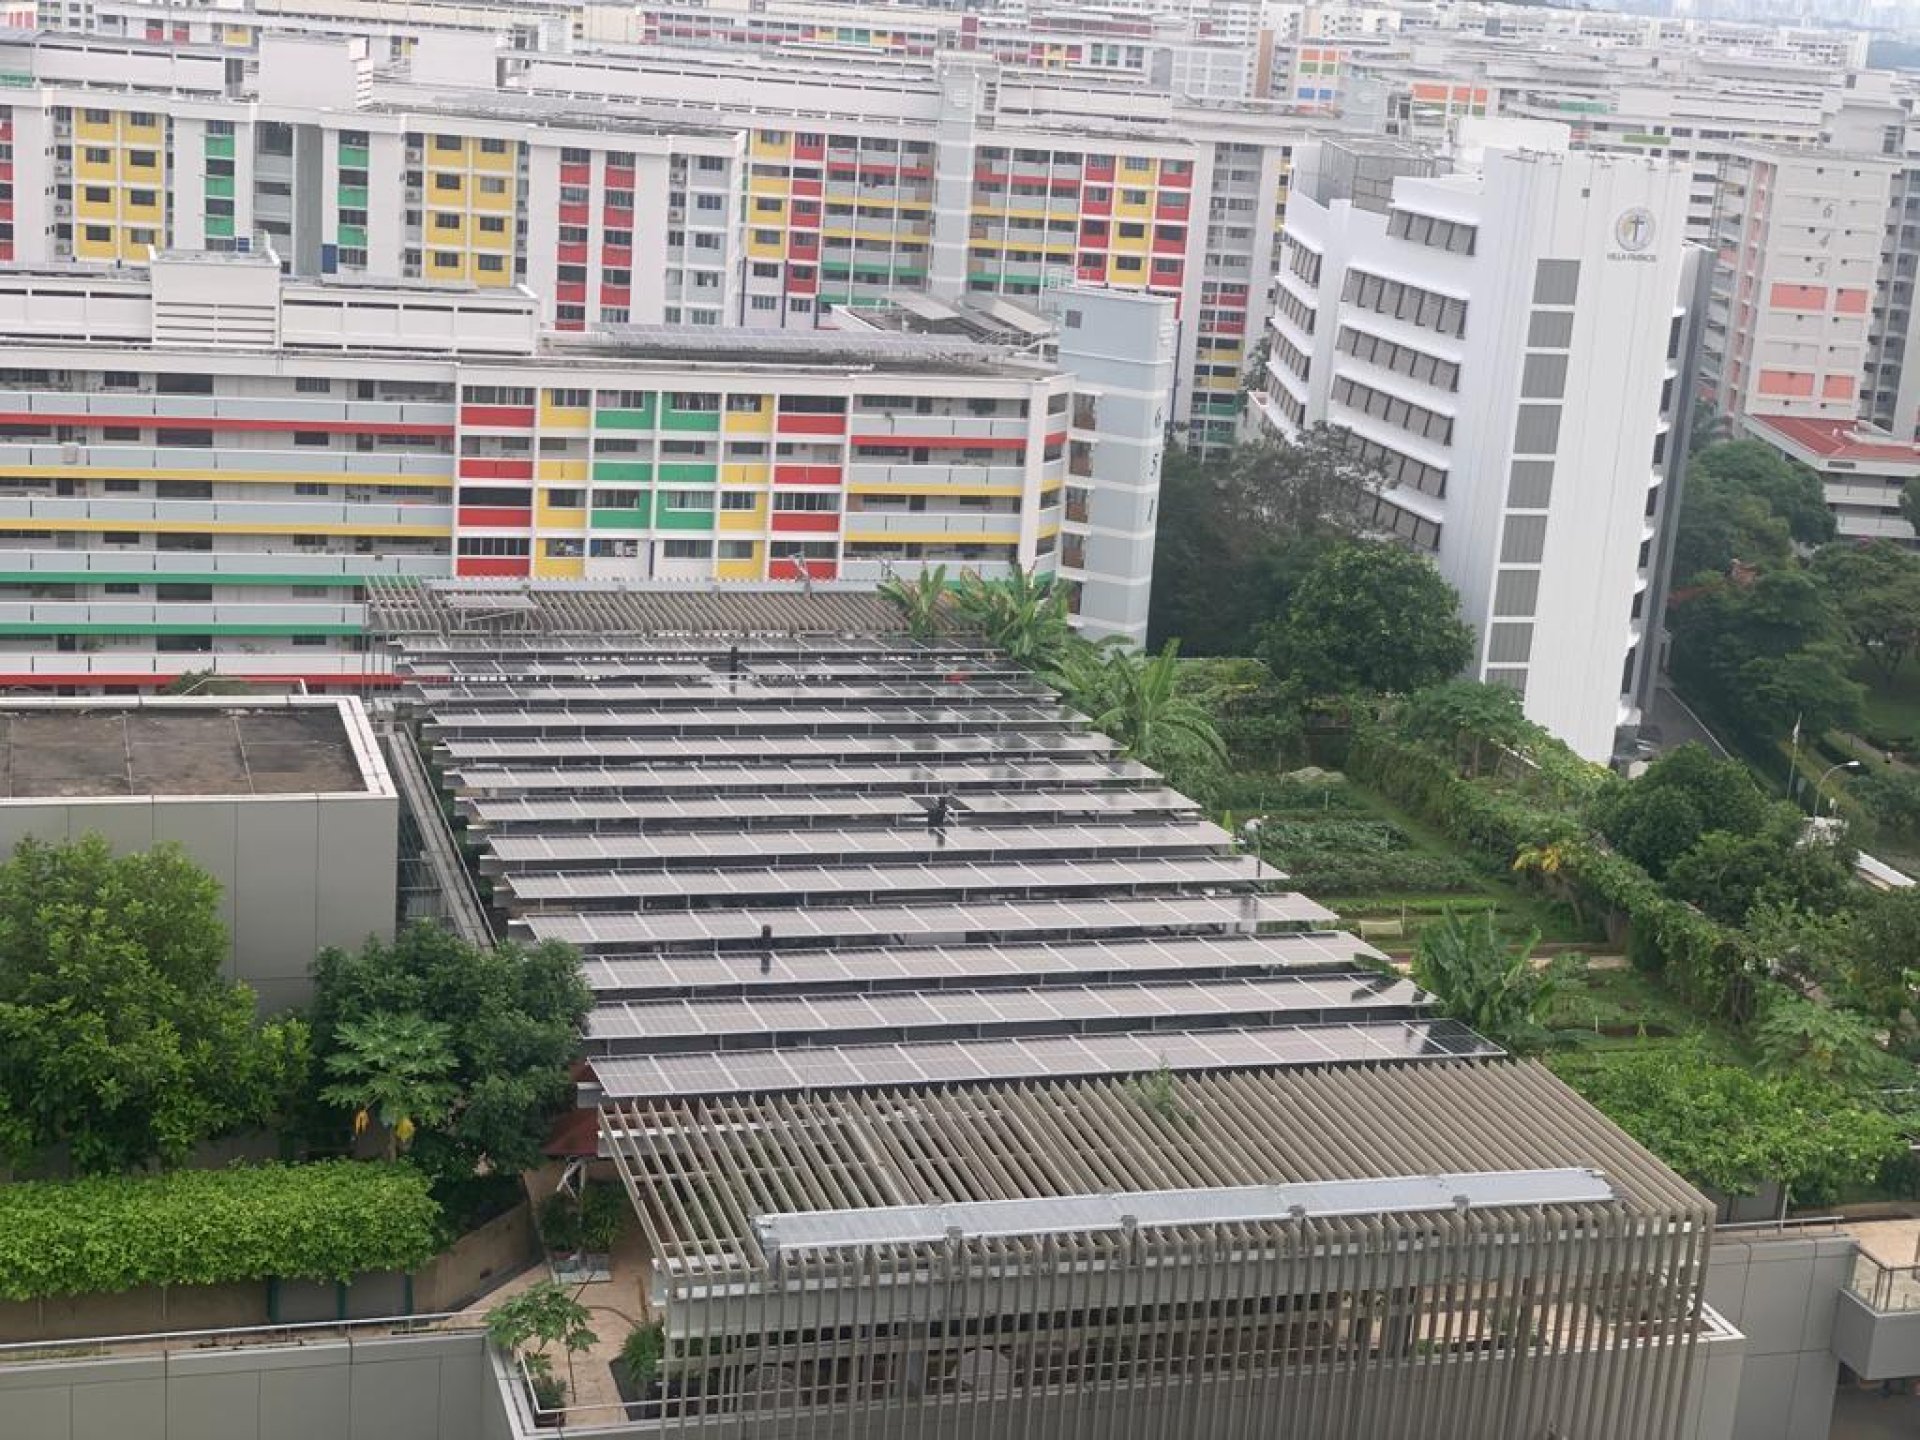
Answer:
1815, 760, 1862, 818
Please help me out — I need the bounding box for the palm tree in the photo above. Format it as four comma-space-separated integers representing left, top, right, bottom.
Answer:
1060, 639, 1226, 789
877, 563, 950, 641
953, 567, 1073, 671
319, 1012, 458, 1161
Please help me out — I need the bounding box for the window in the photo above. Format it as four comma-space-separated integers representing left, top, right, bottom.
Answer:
751, 294, 779, 311
477, 255, 504, 273
83, 224, 111, 243
83, 147, 110, 164
83, 185, 109, 203
719, 540, 755, 560
479, 137, 509, 155
478, 215, 506, 234
479, 176, 507, 195
720, 491, 758, 510
432, 250, 460, 267
433, 212, 462, 230
662, 539, 712, 560
434, 174, 461, 191
695, 194, 724, 211
127, 151, 156, 169
128, 189, 155, 207
433, 135, 462, 152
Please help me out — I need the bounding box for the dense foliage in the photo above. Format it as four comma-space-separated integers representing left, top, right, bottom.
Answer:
309, 923, 591, 1188
1551, 1046, 1903, 1204
1055, 639, 1226, 792
1259, 540, 1474, 699
0, 1160, 440, 1299
0, 836, 309, 1174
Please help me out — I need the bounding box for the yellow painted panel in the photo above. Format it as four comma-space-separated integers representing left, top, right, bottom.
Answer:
472, 264, 514, 288
469, 184, 515, 213
224, 25, 252, 43
536, 503, 587, 526
747, 236, 785, 260
74, 157, 116, 181
73, 114, 116, 142
749, 133, 791, 159
428, 135, 471, 161
470, 225, 513, 252
470, 143, 517, 173
76, 196, 116, 220
1113, 197, 1152, 218
74, 236, 119, 261
748, 174, 791, 197
722, 410, 773, 436
120, 151, 162, 178
718, 508, 765, 532
717, 557, 761, 580
1109, 231, 1149, 253
538, 406, 590, 433
533, 554, 585, 579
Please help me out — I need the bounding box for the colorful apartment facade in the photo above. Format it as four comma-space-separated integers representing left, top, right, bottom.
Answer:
0, 251, 1158, 686
0, 30, 1308, 453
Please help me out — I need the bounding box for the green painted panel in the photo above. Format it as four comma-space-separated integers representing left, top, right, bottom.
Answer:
592, 461, 653, 483
656, 509, 715, 531
591, 506, 652, 528
338, 224, 367, 248
203, 133, 235, 159
204, 215, 235, 238
337, 185, 368, 208
656, 463, 718, 485
338, 144, 370, 167
204, 174, 234, 199
661, 410, 722, 432
595, 405, 657, 429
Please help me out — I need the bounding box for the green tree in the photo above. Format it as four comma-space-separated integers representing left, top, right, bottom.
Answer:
1691, 440, 1835, 549
309, 923, 591, 1187
877, 563, 949, 641
319, 1013, 459, 1162
1845, 888, 1920, 1022
1409, 908, 1564, 1054
1218, 425, 1384, 539
1591, 745, 1770, 878
1745, 900, 1859, 993
1670, 568, 1863, 741
1663, 828, 1854, 926
1902, 475, 1920, 538
1753, 991, 1900, 1093
1811, 540, 1920, 681
1175, 656, 1301, 773
1259, 540, 1473, 698
0, 836, 309, 1173
1056, 639, 1227, 792
1851, 767, 1920, 839
1397, 680, 1532, 778
953, 567, 1074, 672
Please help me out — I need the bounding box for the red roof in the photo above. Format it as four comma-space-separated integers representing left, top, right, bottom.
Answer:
1748, 414, 1920, 465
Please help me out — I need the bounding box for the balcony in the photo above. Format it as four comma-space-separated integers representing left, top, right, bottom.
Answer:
850, 415, 1029, 441
0, 600, 365, 632
0, 548, 445, 581
0, 391, 456, 431
1835, 1252, 1920, 1381
846, 463, 1026, 491
843, 510, 1020, 538
0, 497, 451, 531
0, 443, 452, 479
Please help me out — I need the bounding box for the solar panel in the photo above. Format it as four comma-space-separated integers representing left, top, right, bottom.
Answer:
589, 1020, 1503, 1099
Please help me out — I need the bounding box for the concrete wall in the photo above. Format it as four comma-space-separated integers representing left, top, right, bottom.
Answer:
0, 1331, 486, 1440
1704, 1233, 1855, 1440
1832, 1291, 1920, 1383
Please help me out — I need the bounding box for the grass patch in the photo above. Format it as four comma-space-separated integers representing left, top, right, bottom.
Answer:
1854, 660, 1920, 750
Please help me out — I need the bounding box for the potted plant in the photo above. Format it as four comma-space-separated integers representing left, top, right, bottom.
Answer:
487, 1281, 599, 1428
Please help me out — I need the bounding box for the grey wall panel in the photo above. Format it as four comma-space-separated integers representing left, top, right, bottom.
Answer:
315, 797, 399, 957
149, 801, 243, 983
1707, 1236, 1851, 1440
256, 1352, 354, 1440
233, 800, 323, 990
348, 1349, 456, 1440
164, 1370, 262, 1440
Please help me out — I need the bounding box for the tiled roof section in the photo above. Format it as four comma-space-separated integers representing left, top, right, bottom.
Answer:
364, 576, 914, 637
1748, 414, 1920, 465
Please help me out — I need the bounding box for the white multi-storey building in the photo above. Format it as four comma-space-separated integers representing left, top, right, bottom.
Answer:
1254, 136, 1700, 761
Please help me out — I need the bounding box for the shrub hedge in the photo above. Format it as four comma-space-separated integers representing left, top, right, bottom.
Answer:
0, 1161, 443, 1300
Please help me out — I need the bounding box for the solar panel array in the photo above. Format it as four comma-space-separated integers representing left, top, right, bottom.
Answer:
393, 629, 1482, 1102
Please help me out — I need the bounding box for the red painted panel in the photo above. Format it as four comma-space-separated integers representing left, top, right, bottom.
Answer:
605, 166, 636, 189
770, 510, 839, 533
794, 138, 825, 162
773, 464, 843, 485
1159, 165, 1194, 189
555, 282, 587, 303
602, 245, 632, 266
1077, 265, 1105, 282
459, 405, 536, 428
558, 203, 590, 225
0, 163, 13, 183
768, 556, 836, 580
601, 285, 632, 306
559, 162, 591, 185
1152, 235, 1185, 255
455, 556, 532, 577
791, 177, 823, 199
556, 243, 588, 263
457, 506, 533, 527
775, 412, 847, 435
1043, 430, 1067, 448
457, 458, 534, 480
1082, 194, 1112, 217
0, 411, 452, 437
786, 274, 817, 295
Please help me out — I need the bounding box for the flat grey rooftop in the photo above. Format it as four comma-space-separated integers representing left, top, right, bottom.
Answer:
0, 707, 365, 798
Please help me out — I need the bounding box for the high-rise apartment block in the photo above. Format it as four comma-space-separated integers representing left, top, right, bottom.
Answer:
1256, 137, 1699, 760
0, 249, 1164, 685
0, 27, 1316, 455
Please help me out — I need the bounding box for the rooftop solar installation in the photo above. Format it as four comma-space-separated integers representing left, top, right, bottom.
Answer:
482, 820, 1234, 871
504, 854, 1268, 909
580, 932, 1389, 1001
586, 971, 1429, 1050
386, 609, 1496, 1104
589, 1019, 1503, 1100
517, 893, 1338, 952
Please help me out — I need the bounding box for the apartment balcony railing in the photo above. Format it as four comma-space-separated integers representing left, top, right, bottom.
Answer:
846, 463, 1027, 488
0, 391, 456, 429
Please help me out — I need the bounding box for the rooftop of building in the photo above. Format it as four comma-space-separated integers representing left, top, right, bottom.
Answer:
1746, 414, 1920, 468
0, 698, 374, 799
552, 324, 1041, 377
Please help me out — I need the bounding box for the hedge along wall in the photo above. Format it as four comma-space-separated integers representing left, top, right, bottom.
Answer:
0, 1161, 443, 1303
1345, 727, 1757, 1020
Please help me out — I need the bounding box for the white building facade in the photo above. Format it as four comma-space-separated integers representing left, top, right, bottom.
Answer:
1254, 142, 1696, 761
